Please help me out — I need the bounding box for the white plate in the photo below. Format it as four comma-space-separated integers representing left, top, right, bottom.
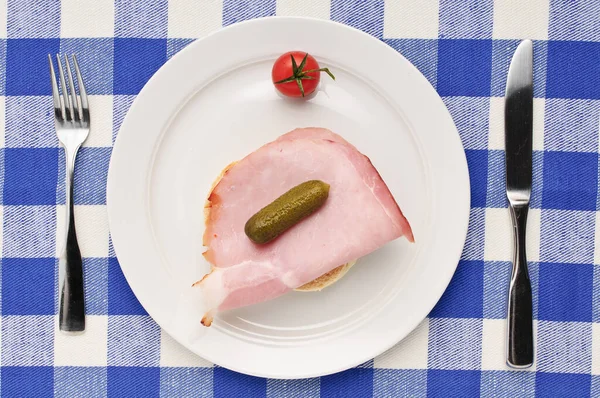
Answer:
107, 17, 470, 379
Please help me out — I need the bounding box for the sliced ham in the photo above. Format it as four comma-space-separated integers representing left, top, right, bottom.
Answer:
197, 128, 413, 325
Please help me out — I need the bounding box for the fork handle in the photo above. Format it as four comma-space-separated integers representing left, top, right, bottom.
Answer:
59, 148, 85, 332
506, 204, 533, 368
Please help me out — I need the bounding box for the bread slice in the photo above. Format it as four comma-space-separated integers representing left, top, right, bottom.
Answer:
294, 260, 356, 292
205, 163, 355, 292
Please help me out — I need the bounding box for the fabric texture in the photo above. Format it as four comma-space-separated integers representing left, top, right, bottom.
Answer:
1, 0, 599, 396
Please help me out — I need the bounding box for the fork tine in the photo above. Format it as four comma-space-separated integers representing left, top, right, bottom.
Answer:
71, 54, 88, 120
56, 54, 73, 121
48, 54, 64, 120
63, 54, 79, 122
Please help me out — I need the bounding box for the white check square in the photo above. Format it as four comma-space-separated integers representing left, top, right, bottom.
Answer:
84, 96, 113, 148
374, 319, 429, 369
54, 315, 108, 366
481, 318, 537, 371
276, 0, 330, 19
0, 0, 6, 38
74, 205, 110, 258
484, 208, 541, 262
160, 330, 213, 367
484, 208, 512, 262
488, 97, 545, 151
61, 0, 114, 38
384, 0, 439, 39
168, 0, 222, 38
493, 0, 549, 40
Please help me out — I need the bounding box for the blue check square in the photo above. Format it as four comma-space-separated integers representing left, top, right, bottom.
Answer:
108, 367, 160, 398
538, 262, 593, 322
54, 367, 107, 398
320, 367, 374, 398
2, 315, 54, 365
7, 0, 60, 38
546, 41, 600, 100
160, 368, 213, 398
540, 209, 595, 264
113, 38, 166, 95
223, 0, 276, 27
461, 208, 485, 261
486, 150, 508, 208
428, 318, 482, 370
5, 39, 60, 96
537, 321, 592, 374
108, 257, 147, 315
549, 0, 600, 41
4, 148, 59, 205
331, 0, 384, 38
536, 372, 591, 398
465, 149, 488, 208
544, 99, 600, 153
373, 369, 427, 398
542, 151, 598, 211
437, 39, 492, 97
84, 257, 108, 315
443, 97, 489, 150
2, 366, 54, 398
213, 367, 267, 398
108, 315, 160, 366
385, 39, 438, 88
480, 371, 536, 398
60, 39, 114, 95
2, 258, 55, 315
5, 96, 58, 148
427, 370, 481, 398
0, 40, 6, 95
439, 0, 493, 39
115, 0, 168, 38
430, 260, 483, 318
73, 147, 111, 205
3, 205, 56, 258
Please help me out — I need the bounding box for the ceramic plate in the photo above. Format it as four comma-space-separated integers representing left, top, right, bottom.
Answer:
107, 17, 470, 379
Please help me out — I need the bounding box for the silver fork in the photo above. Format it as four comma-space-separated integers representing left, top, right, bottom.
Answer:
48, 54, 89, 333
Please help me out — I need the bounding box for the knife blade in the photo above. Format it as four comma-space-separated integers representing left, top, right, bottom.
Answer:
505, 39, 534, 369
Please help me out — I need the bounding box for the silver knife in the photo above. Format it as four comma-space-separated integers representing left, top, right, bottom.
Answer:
505, 39, 534, 368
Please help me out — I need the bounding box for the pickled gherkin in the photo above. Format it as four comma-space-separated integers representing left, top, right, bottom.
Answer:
244, 180, 330, 244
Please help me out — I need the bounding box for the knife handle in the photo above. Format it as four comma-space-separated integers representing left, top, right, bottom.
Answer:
507, 204, 533, 368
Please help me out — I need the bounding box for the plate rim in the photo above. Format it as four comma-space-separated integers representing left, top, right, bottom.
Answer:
107, 16, 470, 379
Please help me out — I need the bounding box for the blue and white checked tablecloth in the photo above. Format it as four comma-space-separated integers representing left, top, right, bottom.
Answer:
1, 0, 599, 396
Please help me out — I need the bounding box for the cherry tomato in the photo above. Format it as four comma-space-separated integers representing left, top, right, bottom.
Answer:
272, 51, 335, 98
